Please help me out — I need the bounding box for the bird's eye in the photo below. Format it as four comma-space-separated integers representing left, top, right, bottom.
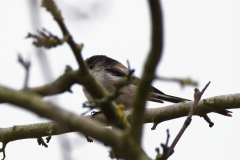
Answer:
89, 64, 95, 69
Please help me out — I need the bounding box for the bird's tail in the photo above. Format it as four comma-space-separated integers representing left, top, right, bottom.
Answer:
149, 93, 189, 103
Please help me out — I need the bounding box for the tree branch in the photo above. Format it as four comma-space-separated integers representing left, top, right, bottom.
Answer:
166, 82, 210, 158
40, 0, 129, 129
29, 67, 80, 96
0, 85, 122, 145
18, 54, 31, 89
156, 76, 198, 88
144, 93, 236, 125
0, 91, 237, 144
41, 0, 84, 68
0, 86, 237, 160
89, 92, 237, 125
130, 0, 163, 146
0, 85, 150, 160
0, 90, 240, 142
0, 122, 72, 143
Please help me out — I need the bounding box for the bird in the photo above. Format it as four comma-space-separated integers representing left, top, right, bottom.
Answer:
82, 55, 189, 108
82, 55, 232, 116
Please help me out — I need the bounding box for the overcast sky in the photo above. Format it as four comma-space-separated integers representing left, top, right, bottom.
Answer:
0, 0, 240, 160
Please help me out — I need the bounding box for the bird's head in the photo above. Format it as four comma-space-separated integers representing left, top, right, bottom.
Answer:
85, 55, 128, 77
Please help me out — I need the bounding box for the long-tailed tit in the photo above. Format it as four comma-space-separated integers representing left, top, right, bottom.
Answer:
82, 55, 188, 109
82, 55, 231, 116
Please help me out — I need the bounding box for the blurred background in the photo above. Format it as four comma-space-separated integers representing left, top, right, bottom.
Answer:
0, 0, 240, 159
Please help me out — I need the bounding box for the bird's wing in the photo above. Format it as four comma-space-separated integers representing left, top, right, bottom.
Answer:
131, 76, 189, 103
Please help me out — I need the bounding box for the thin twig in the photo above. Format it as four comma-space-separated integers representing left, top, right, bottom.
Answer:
202, 115, 214, 127
126, 60, 135, 80
166, 81, 211, 158
165, 129, 170, 146
42, 0, 85, 68
18, 54, 31, 88
37, 137, 48, 147
85, 135, 93, 143
156, 76, 198, 88
46, 129, 53, 143
0, 142, 7, 160
155, 129, 171, 160
28, 67, 79, 97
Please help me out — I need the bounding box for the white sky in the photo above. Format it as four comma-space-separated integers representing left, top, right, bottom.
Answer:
0, 0, 240, 160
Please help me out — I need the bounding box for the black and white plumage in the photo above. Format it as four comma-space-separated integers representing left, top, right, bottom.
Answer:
82, 55, 188, 109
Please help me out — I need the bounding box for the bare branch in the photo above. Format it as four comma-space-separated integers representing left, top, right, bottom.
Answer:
0, 86, 121, 145
202, 114, 214, 127
0, 85, 150, 159
18, 54, 31, 88
42, 0, 84, 68
0, 92, 236, 144
46, 129, 53, 143
28, 67, 80, 96
166, 81, 211, 159
89, 92, 237, 125
156, 76, 198, 88
85, 135, 93, 143
155, 129, 171, 160
0, 91, 237, 160
143, 95, 236, 126
0, 142, 7, 160
26, 28, 66, 49
40, 0, 129, 129
130, 0, 164, 146
37, 137, 48, 148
